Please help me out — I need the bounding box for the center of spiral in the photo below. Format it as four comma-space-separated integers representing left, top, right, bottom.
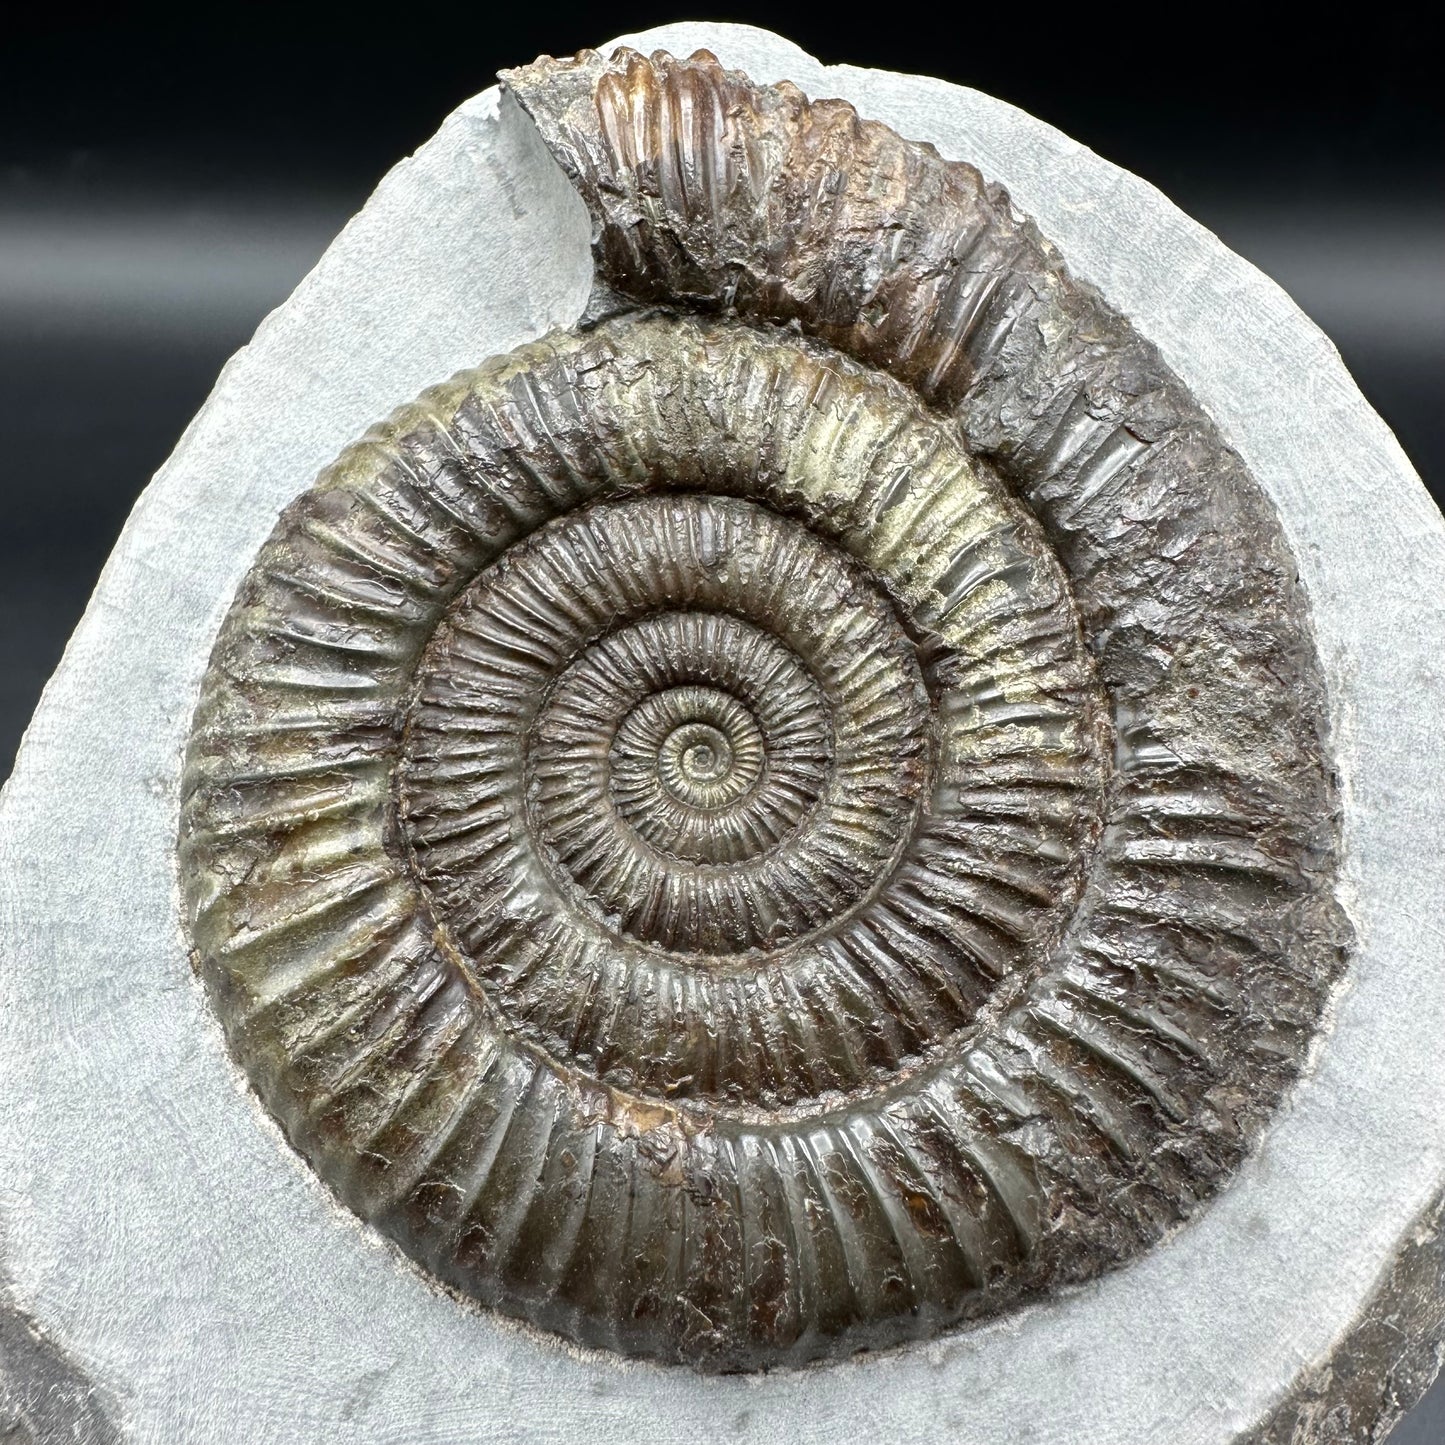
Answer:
610, 685, 773, 858
618, 686, 764, 821
666, 724, 729, 788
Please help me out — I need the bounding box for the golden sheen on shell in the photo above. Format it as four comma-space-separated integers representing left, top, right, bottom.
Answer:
178, 48, 1348, 1370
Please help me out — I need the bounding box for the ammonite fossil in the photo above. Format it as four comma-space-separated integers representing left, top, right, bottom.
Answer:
179, 48, 1347, 1371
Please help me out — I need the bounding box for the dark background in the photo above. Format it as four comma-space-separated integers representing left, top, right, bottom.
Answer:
2, 6, 1441, 1436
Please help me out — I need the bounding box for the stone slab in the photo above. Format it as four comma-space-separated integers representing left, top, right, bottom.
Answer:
3, 21, 1443, 1444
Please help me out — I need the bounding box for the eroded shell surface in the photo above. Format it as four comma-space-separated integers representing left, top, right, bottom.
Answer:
179, 49, 1347, 1370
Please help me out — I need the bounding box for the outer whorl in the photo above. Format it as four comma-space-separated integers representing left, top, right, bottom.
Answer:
179, 49, 1347, 1371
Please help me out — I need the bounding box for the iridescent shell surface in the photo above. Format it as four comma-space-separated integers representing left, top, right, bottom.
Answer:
179, 49, 1347, 1370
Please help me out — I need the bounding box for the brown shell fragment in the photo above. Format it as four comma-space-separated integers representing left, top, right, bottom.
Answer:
179, 49, 1348, 1371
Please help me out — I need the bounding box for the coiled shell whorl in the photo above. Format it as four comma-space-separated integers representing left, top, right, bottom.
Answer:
179, 48, 1348, 1371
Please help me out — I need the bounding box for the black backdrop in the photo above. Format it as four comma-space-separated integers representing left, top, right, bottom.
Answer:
2, 6, 1441, 1437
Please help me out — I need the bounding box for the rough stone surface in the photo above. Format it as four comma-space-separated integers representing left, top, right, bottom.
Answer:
2, 19, 1444, 1442
1244, 1184, 1445, 1443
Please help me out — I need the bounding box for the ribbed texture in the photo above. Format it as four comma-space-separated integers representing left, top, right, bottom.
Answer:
179, 52, 1347, 1370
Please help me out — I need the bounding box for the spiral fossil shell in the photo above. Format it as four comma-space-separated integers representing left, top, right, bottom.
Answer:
179, 48, 1348, 1370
